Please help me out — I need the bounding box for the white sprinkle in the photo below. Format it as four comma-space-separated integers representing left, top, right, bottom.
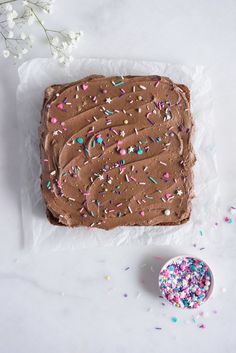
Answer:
139, 85, 147, 90
128, 206, 133, 214
164, 209, 171, 216
160, 161, 167, 166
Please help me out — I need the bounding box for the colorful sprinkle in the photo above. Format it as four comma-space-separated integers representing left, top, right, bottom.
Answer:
112, 81, 124, 86
81, 83, 88, 91
56, 103, 63, 110
50, 117, 57, 124
137, 147, 143, 155
127, 146, 134, 153
163, 172, 170, 180
225, 216, 233, 224
105, 97, 112, 104
148, 176, 158, 184
230, 206, 236, 214
119, 149, 126, 156
96, 136, 103, 144
171, 317, 178, 323
76, 137, 83, 144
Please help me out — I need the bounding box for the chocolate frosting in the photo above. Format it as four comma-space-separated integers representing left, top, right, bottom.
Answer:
40, 75, 195, 229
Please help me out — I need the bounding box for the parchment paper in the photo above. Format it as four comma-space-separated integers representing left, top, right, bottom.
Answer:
17, 58, 219, 250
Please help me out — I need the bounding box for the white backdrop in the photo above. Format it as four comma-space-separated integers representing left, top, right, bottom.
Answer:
0, 1, 236, 352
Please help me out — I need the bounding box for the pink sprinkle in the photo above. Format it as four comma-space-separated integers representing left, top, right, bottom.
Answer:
117, 140, 123, 145
199, 324, 206, 329
140, 211, 145, 217
165, 193, 173, 200
56, 103, 63, 110
50, 117, 57, 124
163, 172, 170, 180
61, 122, 65, 126
81, 83, 88, 91
120, 149, 126, 156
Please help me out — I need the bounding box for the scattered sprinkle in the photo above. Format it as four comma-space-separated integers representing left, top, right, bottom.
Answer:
171, 317, 178, 323
148, 176, 158, 184
225, 216, 233, 224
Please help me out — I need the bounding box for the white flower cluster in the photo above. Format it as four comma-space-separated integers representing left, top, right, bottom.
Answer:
50, 30, 84, 65
0, 0, 83, 64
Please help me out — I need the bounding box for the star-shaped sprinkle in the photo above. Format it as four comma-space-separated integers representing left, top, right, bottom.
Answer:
176, 189, 183, 196
98, 174, 104, 180
105, 97, 112, 104
120, 130, 125, 137
128, 146, 134, 153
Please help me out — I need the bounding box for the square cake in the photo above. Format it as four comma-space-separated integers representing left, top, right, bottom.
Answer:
40, 75, 195, 229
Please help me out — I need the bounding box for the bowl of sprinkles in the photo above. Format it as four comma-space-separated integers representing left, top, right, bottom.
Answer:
159, 256, 214, 309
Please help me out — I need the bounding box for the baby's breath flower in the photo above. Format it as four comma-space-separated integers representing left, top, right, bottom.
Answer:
22, 1, 28, 6
58, 55, 65, 64
8, 31, 14, 39
7, 20, 15, 29
62, 41, 68, 49
51, 36, 59, 46
11, 10, 18, 19
27, 15, 35, 26
5, 4, 13, 12
69, 31, 76, 39
52, 51, 58, 59
28, 34, 35, 43
22, 48, 28, 54
20, 32, 27, 40
3, 49, 10, 58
